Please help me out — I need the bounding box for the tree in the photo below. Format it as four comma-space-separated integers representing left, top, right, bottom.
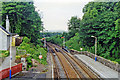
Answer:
67, 16, 81, 39
67, 1, 120, 62
2, 2, 43, 44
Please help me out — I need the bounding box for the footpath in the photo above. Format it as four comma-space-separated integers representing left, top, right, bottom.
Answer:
0, 46, 16, 71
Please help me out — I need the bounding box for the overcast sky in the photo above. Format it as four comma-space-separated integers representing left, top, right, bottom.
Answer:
33, 0, 94, 32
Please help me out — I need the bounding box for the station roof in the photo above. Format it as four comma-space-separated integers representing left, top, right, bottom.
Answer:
0, 25, 11, 35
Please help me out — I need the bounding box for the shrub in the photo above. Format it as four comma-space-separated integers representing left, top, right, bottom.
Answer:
26, 56, 32, 70
0, 50, 9, 57
115, 59, 120, 64
16, 55, 21, 59
17, 36, 48, 70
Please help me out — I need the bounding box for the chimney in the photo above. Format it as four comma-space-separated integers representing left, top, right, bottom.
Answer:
6, 15, 10, 32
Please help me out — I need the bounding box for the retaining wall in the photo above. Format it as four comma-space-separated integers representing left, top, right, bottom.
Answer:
70, 49, 120, 72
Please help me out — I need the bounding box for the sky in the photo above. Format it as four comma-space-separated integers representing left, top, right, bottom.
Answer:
33, 0, 94, 32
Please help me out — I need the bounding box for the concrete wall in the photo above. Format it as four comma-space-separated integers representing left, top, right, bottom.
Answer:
0, 30, 2, 50
70, 49, 119, 72
0, 30, 8, 50
7, 36, 10, 50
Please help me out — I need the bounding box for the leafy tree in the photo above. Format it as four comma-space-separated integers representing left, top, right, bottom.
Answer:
67, 16, 81, 39
66, 1, 120, 63
2, 2, 43, 44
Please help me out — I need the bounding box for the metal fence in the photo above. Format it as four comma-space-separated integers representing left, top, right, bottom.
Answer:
0, 63, 22, 80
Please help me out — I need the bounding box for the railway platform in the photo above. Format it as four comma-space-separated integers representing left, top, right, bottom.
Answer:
74, 54, 119, 79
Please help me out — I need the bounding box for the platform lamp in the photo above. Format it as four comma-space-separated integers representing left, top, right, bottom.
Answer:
9, 34, 19, 79
6, 15, 12, 79
91, 36, 97, 61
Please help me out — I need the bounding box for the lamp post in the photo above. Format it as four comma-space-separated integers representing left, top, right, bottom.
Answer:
9, 34, 12, 79
6, 15, 12, 79
9, 34, 19, 79
91, 36, 97, 61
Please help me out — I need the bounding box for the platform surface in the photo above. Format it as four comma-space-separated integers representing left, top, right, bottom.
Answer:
74, 54, 119, 79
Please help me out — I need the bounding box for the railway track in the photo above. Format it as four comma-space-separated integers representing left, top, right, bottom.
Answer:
48, 46, 67, 79
50, 49, 60, 79
47, 43, 102, 80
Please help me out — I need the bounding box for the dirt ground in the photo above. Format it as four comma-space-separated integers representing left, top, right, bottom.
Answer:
29, 62, 48, 73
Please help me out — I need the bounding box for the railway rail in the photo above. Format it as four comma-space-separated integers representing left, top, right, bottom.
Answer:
47, 42, 102, 80
49, 46, 60, 79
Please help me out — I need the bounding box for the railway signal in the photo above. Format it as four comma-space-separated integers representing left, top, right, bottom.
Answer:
42, 38, 46, 47
42, 38, 45, 40
61, 37, 65, 47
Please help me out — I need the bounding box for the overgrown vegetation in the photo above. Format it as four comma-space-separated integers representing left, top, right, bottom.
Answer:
47, 1, 120, 64
1, 1, 48, 70
17, 37, 47, 70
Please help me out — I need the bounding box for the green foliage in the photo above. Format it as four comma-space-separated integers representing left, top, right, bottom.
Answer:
18, 37, 47, 69
47, 35, 63, 46
48, 2, 120, 64
22, 37, 30, 43
78, 2, 120, 63
40, 32, 62, 38
32, 47, 47, 65
115, 59, 120, 64
66, 33, 81, 51
26, 56, 32, 69
0, 50, 9, 57
16, 55, 21, 59
2, 2, 43, 44
67, 16, 81, 39
115, 19, 120, 37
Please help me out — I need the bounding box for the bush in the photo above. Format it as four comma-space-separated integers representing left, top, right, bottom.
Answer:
26, 56, 32, 70
17, 37, 48, 70
16, 55, 21, 59
23, 37, 30, 43
0, 50, 9, 57
115, 59, 120, 64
